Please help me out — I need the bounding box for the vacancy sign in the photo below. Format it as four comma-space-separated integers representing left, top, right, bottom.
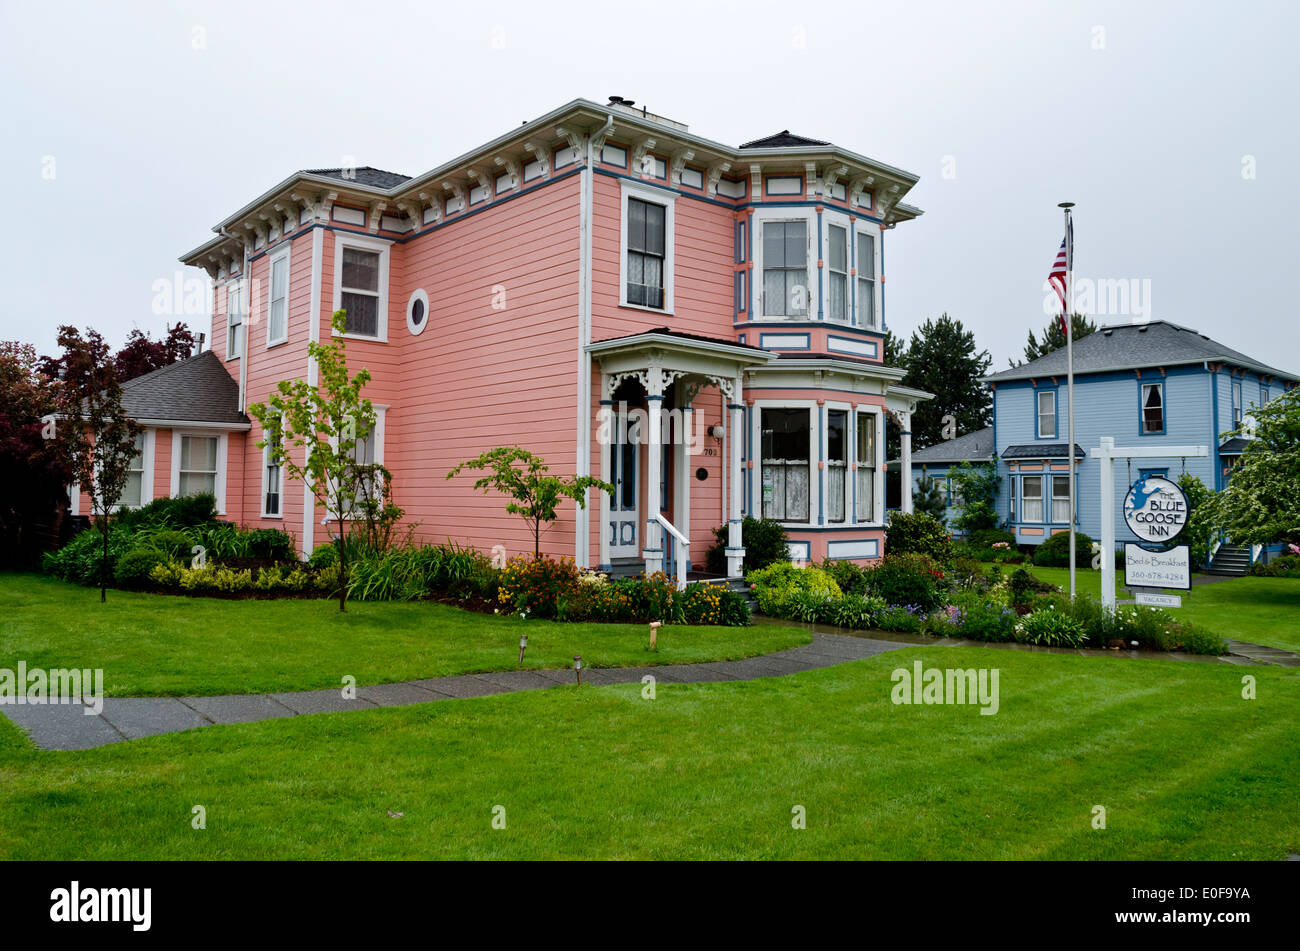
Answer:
1125, 543, 1192, 590
1135, 592, 1183, 608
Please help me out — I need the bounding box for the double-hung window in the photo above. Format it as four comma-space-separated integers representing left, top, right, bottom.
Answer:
226, 281, 243, 359
267, 250, 289, 345
828, 225, 848, 322
179, 435, 218, 497
827, 409, 848, 523
340, 248, 381, 336
1009, 474, 1017, 522
856, 231, 876, 327
262, 429, 282, 517
855, 412, 876, 522
762, 220, 808, 317
1232, 381, 1242, 427
120, 433, 146, 508
1037, 390, 1056, 438
760, 408, 810, 522
1021, 475, 1044, 522
1051, 475, 1070, 523
1140, 382, 1164, 434
626, 197, 666, 309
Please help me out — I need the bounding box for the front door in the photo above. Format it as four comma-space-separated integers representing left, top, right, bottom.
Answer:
609, 406, 640, 560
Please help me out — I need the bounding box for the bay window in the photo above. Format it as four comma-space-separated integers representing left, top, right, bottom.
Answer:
1021, 476, 1044, 522
828, 225, 848, 322
855, 412, 876, 522
827, 409, 848, 522
1051, 475, 1070, 523
762, 220, 808, 317
761, 408, 810, 522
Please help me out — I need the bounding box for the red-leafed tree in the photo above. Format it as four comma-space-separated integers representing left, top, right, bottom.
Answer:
113, 323, 195, 382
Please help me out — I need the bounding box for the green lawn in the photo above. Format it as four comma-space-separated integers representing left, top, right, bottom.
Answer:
1024, 566, 1300, 653
0, 573, 809, 697
1, 646, 1296, 860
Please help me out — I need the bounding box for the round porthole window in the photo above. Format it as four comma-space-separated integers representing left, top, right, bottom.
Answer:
406, 289, 429, 336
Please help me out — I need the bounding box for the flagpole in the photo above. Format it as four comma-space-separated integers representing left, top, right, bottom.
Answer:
1059, 201, 1076, 600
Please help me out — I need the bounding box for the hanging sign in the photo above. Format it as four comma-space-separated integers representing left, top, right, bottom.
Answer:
1123, 474, 1189, 544
1124, 543, 1192, 590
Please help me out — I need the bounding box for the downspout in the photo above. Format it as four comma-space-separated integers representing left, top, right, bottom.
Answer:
220, 227, 250, 411
576, 112, 614, 568
1207, 360, 1221, 567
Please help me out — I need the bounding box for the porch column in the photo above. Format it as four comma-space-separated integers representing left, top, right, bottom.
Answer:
598, 371, 612, 571
675, 401, 692, 571
644, 365, 664, 576
726, 373, 746, 578
900, 410, 914, 514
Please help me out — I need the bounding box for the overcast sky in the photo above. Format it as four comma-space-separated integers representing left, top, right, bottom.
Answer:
2, 0, 1296, 372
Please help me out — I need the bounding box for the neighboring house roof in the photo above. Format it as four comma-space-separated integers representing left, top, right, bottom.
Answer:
984, 320, 1298, 384
1002, 443, 1086, 459
302, 166, 413, 189
904, 427, 995, 465
119, 350, 249, 426
739, 130, 832, 149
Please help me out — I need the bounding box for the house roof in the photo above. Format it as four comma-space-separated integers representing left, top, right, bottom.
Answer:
985, 320, 1298, 384
1002, 443, 1086, 460
119, 350, 249, 426
906, 427, 995, 465
1218, 436, 1252, 454
594, 326, 769, 353
302, 166, 412, 189
739, 130, 832, 149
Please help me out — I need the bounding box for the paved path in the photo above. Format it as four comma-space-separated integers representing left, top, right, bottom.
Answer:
0, 634, 909, 752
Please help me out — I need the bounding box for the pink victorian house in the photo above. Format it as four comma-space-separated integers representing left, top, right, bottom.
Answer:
148, 97, 929, 579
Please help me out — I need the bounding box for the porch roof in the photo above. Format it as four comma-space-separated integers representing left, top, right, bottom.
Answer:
586, 327, 774, 365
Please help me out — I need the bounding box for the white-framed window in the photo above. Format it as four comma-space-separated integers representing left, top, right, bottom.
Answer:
856, 229, 877, 328
261, 426, 283, 518
332, 234, 390, 340
406, 288, 429, 336
171, 431, 227, 513
117, 431, 148, 509
1051, 475, 1070, 523
1232, 380, 1242, 427
1037, 390, 1057, 438
760, 407, 811, 522
1009, 473, 1017, 522
1022, 475, 1044, 522
226, 280, 243, 360
1140, 381, 1164, 434
619, 179, 675, 313
760, 218, 809, 318
338, 406, 387, 517
827, 224, 848, 322
266, 247, 290, 346
854, 410, 877, 523
827, 408, 848, 522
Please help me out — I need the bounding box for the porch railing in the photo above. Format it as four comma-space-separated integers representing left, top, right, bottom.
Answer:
655, 513, 689, 591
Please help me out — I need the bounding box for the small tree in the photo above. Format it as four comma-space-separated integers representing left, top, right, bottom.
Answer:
912, 474, 947, 523
950, 461, 1001, 534
447, 447, 611, 559
248, 310, 382, 612
50, 326, 144, 602
1176, 472, 1217, 568
1213, 388, 1300, 548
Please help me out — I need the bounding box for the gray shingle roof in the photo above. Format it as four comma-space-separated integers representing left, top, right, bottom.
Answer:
303, 166, 412, 189
985, 320, 1298, 383
1002, 443, 1085, 460
120, 350, 248, 425
907, 427, 995, 464
1218, 436, 1252, 454
739, 130, 831, 149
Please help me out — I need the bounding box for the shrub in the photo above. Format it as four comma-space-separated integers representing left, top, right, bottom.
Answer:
745, 563, 842, 616
1032, 530, 1093, 568
1103, 606, 1179, 651
949, 555, 989, 591
141, 529, 198, 560
865, 552, 945, 611
957, 601, 1018, 642
1174, 624, 1230, 656
819, 558, 870, 596
1015, 607, 1087, 647
682, 582, 751, 626
308, 543, 339, 569
113, 548, 169, 589
497, 556, 582, 620
115, 492, 218, 530
968, 528, 1016, 549
149, 560, 185, 587
41, 525, 134, 586
885, 511, 954, 566
705, 517, 791, 574
1249, 553, 1300, 577
1008, 567, 1058, 606
783, 589, 838, 624
875, 604, 924, 633
831, 593, 886, 630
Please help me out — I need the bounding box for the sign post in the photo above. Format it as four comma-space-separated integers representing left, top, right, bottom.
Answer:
1089, 437, 1209, 611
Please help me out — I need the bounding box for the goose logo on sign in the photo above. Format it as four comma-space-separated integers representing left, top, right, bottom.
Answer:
1123, 474, 1189, 543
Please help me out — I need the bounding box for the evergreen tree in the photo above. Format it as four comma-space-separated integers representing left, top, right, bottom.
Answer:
1012, 313, 1097, 367
912, 474, 947, 524
901, 314, 992, 450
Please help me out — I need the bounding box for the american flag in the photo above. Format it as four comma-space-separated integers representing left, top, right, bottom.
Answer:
1047, 218, 1073, 334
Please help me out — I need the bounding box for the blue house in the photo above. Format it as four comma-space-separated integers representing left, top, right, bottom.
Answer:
904, 426, 994, 529
909, 320, 1298, 571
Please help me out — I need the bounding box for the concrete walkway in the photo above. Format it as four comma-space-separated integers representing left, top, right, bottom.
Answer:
0, 633, 909, 752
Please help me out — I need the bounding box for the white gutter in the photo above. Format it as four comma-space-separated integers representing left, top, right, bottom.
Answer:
219, 228, 250, 411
